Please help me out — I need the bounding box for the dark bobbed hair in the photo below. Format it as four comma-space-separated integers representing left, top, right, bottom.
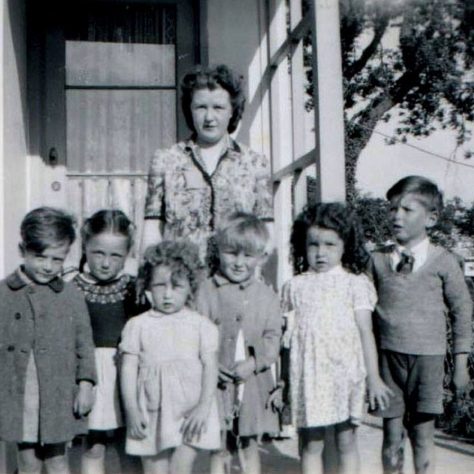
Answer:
137, 240, 204, 306
291, 202, 369, 275
181, 64, 245, 134
215, 212, 269, 255
20, 207, 76, 253
79, 209, 135, 271
386, 175, 443, 212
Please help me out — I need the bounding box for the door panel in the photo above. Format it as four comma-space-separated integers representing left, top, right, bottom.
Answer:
66, 42, 176, 87
66, 90, 176, 172
34, 0, 198, 267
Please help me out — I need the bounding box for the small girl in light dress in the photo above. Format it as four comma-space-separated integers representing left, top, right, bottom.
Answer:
120, 241, 220, 474
74, 210, 148, 474
282, 203, 392, 474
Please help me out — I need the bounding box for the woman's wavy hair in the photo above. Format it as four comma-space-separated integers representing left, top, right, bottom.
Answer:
291, 202, 369, 275
137, 240, 204, 307
181, 64, 246, 134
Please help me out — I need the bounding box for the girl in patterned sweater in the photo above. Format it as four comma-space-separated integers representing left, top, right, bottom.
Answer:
282, 203, 392, 474
74, 210, 148, 474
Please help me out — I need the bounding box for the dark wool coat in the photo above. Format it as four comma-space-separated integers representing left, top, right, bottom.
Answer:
0, 270, 97, 444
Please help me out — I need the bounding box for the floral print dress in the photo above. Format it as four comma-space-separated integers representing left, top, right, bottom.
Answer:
282, 266, 376, 428
144, 137, 273, 263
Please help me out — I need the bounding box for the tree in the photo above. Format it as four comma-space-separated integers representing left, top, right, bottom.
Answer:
306, 0, 474, 199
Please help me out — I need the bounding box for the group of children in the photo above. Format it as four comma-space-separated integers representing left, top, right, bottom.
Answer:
0, 175, 471, 474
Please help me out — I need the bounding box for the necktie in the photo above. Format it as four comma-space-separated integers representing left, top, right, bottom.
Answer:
396, 251, 414, 274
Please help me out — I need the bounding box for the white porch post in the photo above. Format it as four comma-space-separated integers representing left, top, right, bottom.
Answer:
311, 0, 346, 202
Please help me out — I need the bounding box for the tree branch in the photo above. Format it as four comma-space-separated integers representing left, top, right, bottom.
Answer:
344, 17, 389, 81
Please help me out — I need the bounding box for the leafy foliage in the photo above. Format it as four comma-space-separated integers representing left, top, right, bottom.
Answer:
305, 0, 474, 199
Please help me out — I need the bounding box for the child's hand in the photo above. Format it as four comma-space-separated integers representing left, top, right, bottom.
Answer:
266, 382, 285, 413
232, 357, 256, 383
452, 362, 470, 395
74, 381, 95, 417
181, 402, 210, 442
218, 365, 236, 385
128, 410, 148, 440
367, 376, 393, 411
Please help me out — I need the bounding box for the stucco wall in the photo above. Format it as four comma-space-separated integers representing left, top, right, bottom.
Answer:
205, 0, 271, 160
1, 0, 27, 277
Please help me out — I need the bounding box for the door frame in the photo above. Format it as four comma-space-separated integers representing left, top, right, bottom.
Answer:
27, 0, 201, 207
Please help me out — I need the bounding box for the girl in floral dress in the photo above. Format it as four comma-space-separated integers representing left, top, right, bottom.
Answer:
281, 203, 392, 474
74, 210, 148, 474
120, 241, 220, 474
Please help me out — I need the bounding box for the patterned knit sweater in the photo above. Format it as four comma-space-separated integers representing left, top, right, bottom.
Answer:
370, 245, 472, 355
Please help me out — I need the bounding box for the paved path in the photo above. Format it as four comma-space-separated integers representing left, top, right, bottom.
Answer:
2, 418, 473, 473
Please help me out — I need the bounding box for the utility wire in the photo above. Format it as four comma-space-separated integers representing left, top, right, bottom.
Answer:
354, 123, 474, 170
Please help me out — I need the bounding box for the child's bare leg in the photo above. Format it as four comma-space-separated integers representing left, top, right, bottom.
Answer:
335, 422, 359, 474
382, 417, 405, 474
300, 428, 325, 474
44, 453, 70, 474
169, 445, 198, 474
17, 444, 41, 474
239, 437, 260, 474
141, 450, 171, 474
407, 414, 435, 474
81, 434, 106, 474
210, 449, 231, 474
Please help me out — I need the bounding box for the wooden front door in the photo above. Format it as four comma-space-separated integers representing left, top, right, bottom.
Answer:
29, 0, 198, 263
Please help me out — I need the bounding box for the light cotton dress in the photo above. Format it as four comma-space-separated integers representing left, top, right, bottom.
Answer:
120, 308, 221, 455
282, 266, 377, 428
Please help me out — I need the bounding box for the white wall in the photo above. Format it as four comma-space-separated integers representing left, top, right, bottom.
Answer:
205, 0, 271, 160
1, 0, 28, 277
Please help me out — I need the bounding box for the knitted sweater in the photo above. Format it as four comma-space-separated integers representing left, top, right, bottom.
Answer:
370, 245, 472, 356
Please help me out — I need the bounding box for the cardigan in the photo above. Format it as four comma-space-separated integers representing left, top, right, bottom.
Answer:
370, 245, 472, 356
0, 269, 97, 443
196, 274, 282, 437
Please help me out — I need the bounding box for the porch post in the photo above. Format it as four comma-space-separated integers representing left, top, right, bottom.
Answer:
311, 0, 346, 202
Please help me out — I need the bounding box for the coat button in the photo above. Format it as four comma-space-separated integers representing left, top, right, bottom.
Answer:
7, 345, 15, 352
236, 314, 243, 322
14, 313, 21, 320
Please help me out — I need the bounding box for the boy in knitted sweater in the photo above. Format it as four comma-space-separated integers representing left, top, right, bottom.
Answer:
370, 176, 472, 474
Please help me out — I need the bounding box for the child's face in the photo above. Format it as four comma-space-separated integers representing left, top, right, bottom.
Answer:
218, 245, 264, 284
150, 265, 191, 314
85, 232, 129, 282
306, 226, 344, 273
389, 193, 437, 247
21, 241, 70, 284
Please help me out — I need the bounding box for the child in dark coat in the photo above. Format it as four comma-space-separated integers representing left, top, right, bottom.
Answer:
0, 207, 96, 474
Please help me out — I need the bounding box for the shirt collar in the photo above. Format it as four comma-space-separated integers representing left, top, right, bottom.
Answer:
6, 267, 64, 293
212, 272, 255, 289
396, 238, 430, 261
184, 135, 240, 157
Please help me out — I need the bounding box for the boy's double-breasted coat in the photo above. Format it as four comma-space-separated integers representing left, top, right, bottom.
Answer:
0, 270, 97, 444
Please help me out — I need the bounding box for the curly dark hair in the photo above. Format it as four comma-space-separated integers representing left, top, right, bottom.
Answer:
290, 202, 369, 275
181, 64, 245, 134
137, 240, 204, 306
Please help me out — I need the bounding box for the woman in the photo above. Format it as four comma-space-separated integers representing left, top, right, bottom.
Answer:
141, 64, 273, 267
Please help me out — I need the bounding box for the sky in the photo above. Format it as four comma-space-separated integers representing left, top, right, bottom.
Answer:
356, 118, 474, 203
